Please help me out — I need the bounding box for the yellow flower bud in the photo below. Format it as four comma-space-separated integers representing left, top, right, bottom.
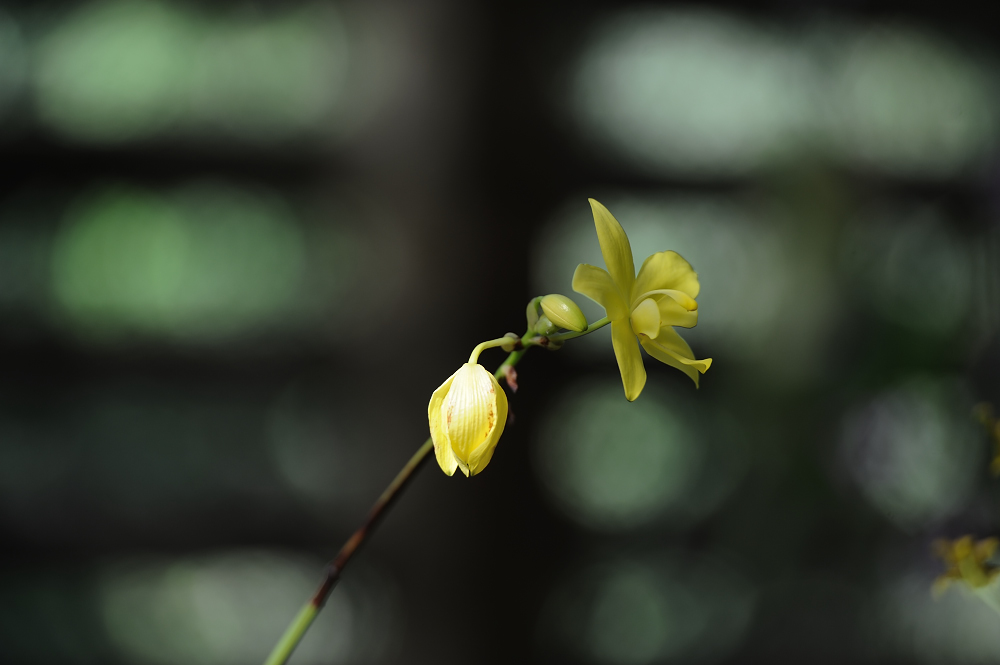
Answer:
428, 363, 508, 477
540, 294, 588, 332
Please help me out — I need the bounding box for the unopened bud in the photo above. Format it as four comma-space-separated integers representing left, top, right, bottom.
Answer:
540, 294, 588, 332
428, 363, 508, 477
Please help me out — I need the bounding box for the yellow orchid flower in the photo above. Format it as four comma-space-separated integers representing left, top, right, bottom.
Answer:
428, 363, 508, 476
572, 199, 712, 400
932, 536, 1000, 597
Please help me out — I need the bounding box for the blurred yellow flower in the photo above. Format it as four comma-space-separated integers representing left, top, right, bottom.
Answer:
572, 199, 712, 400
932, 535, 1000, 597
428, 363, 508, 476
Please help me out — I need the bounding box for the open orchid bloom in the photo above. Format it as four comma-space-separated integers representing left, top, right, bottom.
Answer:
573, 199, 712, 401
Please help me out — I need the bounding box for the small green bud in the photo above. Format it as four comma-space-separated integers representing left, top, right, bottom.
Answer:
534, 315, 558, 335
540, 294, 588, 332
526, 297, 541, 330
500, 332, 520, 352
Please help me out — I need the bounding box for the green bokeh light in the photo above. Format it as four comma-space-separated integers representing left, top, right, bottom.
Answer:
265, 382, 382, 519
839, 378, 983, 531
877, 571, 1000, 663
33, 1, 350, 143
98, 552, 392, 665
34, 0, 194, 141
51, 183, 305, 341
572, 9, 816, 176
831, 25, 998, 177
588, 565, 673, 665
571, 11, 998, 177
839, 204, 973, 336
539, 557, 756, 665
533, 379, 703, 530
190, 7, 349, 141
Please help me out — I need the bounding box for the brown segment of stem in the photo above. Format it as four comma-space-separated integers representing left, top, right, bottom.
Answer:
503, 365, 519, 392
308, 436, 434, 609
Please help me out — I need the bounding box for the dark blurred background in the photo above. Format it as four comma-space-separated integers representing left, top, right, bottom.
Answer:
4, 1, 1000, 663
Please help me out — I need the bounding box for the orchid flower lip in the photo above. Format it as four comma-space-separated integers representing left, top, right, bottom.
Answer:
629, 297, 660, 339
631, 289, 698, 312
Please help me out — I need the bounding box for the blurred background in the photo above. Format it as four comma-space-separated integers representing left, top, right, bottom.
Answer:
3, 0, 1000, 663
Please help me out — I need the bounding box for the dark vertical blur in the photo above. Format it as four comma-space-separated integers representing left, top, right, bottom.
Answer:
3, 1, 1000, 664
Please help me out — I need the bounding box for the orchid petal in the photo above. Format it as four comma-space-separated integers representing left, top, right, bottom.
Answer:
634, 288, 697, 311
640, 328, 712, 388
441, 364, 504, 478
632, 251, 700, 305
468, 375, 507, 476
589, 199, 635, 296
572, 263, 628, 320
657, 296, 698, 328
428, 370, 460, 476
612, 319, 646, 401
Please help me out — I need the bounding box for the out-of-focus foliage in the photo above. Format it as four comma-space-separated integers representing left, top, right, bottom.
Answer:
0, 183, 410, 346
538, 556, 756, 664
534, 379, 745, 530
33, 1, 350, 143
51, 185, 306, 339
0, 553, 399, 665
838, 378, 983, 531
572, 9, 998, 177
